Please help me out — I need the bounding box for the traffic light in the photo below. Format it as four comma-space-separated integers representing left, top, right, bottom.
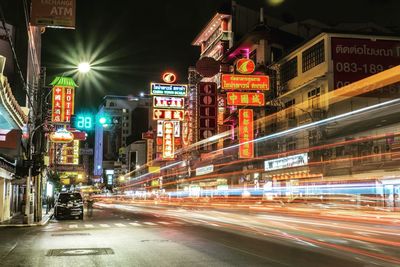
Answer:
97, 113, 111, 126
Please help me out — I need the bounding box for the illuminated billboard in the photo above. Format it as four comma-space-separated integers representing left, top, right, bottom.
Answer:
238, 109, 254, 159
51, 86, 75, 123
153, 109, 184, 121
227, 92, 265, 106
153, 96, 184, 109
162, 121, 175, 160
221, 74, 269, 90
150, 83, 187, 96
236, 58, 255, 74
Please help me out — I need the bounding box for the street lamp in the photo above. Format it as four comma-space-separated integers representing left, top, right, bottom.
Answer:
77, 62, 91, 74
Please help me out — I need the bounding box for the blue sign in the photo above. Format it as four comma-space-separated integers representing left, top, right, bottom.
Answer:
150, 83, 187, 96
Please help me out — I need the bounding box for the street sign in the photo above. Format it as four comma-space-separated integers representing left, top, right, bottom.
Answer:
79, 148, 93, 155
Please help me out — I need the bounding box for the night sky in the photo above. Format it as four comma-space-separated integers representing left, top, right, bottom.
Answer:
41, 0, 400, 111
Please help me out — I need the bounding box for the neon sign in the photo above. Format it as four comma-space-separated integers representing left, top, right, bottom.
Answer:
162, 72, 177, 84
153, 109, 184, 121
227, 92, 265, 106
221, 74, 269, 90
150, 83, 187, 96
153, 96, 184, 109
236, 58, 255, 74
162, 121, 175, 160
238, 109, 254, 159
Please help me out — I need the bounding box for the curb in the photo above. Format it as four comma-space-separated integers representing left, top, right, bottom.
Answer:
0, 213, 53, 228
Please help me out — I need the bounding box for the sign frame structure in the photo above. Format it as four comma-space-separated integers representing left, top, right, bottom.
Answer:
238, 109, 254, 159
221, 74, 270, 91
153, 96, 184, 109
153, 109, 185, 121
162, 121, 175, 160
150, 83, 188, 96
227, 92, 265, 106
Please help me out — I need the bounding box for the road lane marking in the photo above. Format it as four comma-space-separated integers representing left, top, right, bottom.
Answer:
99, 224, 110, 228
115, 223, 126, 227
158, 221, 171, 225
84, 224, 94, 228
129, 222, 141, 226
143, 222, 157, 226
69, 224, 78, 228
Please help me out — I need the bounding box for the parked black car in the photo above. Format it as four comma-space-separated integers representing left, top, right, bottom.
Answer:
54, 192, 84, 220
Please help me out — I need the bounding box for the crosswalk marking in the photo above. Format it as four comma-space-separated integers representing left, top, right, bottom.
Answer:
129, 222, 140, 226
69, 224, 78, 228
100, 224, 110, 228
158, 221, 171, 225
115, 223, 126, 227
84, 224, 94, 228
143, 222, 157, 226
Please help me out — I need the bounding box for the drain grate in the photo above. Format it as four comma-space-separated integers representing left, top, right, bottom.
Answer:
46, 248, 114, 256
51, 233, 90, 236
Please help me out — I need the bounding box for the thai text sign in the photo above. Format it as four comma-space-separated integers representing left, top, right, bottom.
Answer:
51, 86, 75, 123
196, 165, 214, 176
153, 109, 184, 121
264, 153, 308, 171
151, 83, 187, 96
162, 121, 175, 160
238, 109, 254, 159
331, 37, 400, 89
31, 0, 76, 29
221, 74, 269, 90
227, 92, 265, 106
153, 96, 184, 109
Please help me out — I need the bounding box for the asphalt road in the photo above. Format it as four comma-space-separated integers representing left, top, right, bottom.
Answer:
0, 205, 396, 267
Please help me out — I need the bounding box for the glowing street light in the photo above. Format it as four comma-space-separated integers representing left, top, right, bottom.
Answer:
78, 62, 91, 73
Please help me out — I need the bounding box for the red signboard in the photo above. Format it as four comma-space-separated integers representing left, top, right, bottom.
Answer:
51, 86, 75, 123
227, 92, 265, 106
238, 109, 254, 159
153, 96, 184, 109
331, 37, 400, 89
153, 109, 184, 121
64, 87, 74, 122
198, 82, 217, 147
236, 58, 255, 74
162, 121, 175, 160
221, 74, 269, 90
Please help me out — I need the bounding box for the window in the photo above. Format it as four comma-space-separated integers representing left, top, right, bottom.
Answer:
280, 57, 298, 84
284, 99, 296, 119
271, 46, 283, 62
308, 87, 321, 109
302, 40, 324, 72
109, 102, 115, 107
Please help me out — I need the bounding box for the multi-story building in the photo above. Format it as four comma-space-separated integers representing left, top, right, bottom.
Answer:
94, 95, 150, 187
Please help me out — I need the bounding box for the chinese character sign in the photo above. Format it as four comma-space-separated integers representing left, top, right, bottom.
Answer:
162, 121, 175, 160
51, 86, 75, 123
153, 109, 184, 121
227, 92, 265, 106
238, 109, 254, 159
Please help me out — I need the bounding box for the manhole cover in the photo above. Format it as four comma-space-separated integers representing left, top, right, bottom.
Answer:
51, 233, 90, 236
46, 248, 114, 256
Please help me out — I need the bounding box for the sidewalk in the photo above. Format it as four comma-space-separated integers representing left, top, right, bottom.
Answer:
0, 208, 54, 227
